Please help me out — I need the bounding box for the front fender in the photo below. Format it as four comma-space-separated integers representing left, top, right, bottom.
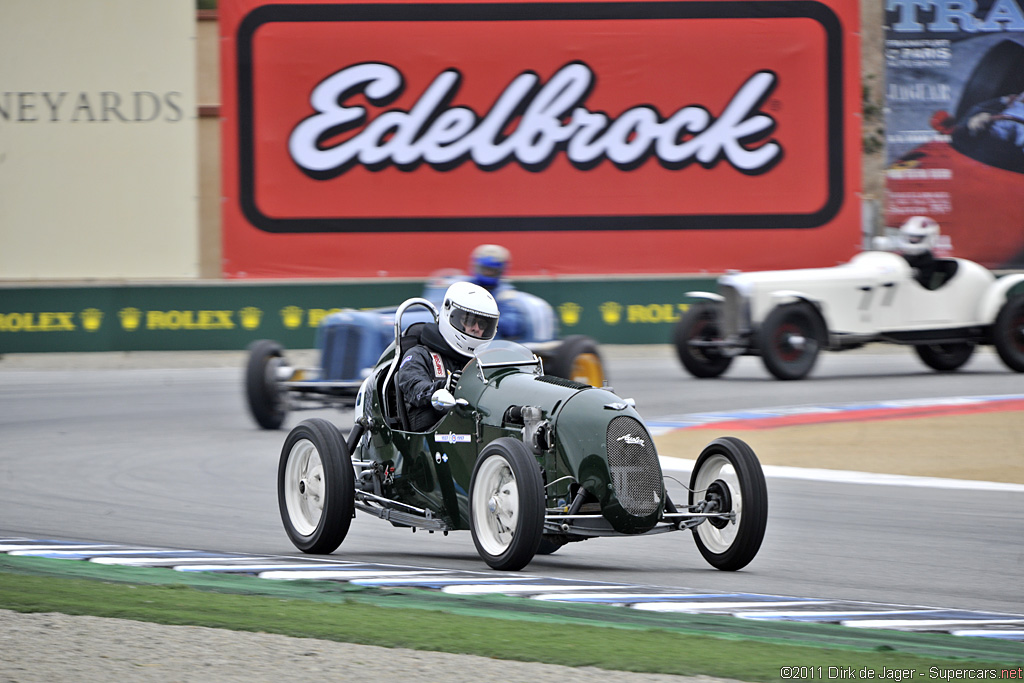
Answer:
686, 290, 725, 303
769, 290, 819, 307
760, 292, 829, 330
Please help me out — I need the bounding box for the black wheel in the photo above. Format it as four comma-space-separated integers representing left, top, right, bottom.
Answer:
914, 342, 975, 372
469, 438, 545, 571
688, 437, 768, 571
993, 295, 1024, 372
757, 303, 824, 380
546, 335, 605, 386
245, 339, 286, 430
278, 418, 354, 554
674, 302, 734, 378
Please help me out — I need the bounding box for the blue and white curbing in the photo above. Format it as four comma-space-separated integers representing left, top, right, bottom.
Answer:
3, 539, 1022, 642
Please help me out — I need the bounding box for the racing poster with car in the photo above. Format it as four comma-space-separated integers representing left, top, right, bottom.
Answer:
219, 0, 862, 278
884, 0, 1024, 269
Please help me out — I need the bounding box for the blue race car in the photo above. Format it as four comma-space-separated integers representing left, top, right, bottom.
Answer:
245, 271, 605, 429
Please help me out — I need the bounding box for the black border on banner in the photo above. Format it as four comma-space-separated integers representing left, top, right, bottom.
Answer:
235, 1, 845, 233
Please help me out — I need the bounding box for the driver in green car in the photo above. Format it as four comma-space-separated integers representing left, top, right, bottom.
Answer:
397, 281, 500, 431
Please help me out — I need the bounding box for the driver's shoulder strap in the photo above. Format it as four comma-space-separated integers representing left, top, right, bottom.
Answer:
428, 352, 446, 378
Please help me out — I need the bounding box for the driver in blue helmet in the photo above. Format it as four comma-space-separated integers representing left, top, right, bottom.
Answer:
469, 244, 525, 340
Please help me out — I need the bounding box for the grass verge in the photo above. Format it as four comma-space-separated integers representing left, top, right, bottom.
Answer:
0, 555, 1019, 680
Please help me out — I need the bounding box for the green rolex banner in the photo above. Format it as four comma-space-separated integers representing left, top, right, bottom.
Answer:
0, 278, 715, 354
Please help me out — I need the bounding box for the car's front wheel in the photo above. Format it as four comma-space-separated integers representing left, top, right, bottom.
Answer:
914, 342, 975, 372
992, 295, 1024, 372
278, 418, 354, 554
245, 339, 287, 430
470, 438, 545, 571
688, 437, 768, 571
757, 303, 824, 380
674, 302, 734, 378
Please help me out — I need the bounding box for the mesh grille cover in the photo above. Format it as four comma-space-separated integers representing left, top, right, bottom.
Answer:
606, 416, 662, 517
538, 375, 591, 390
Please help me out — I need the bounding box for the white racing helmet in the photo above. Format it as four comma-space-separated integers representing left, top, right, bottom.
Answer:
438, 281, 500, 357
897, 216, 940, 255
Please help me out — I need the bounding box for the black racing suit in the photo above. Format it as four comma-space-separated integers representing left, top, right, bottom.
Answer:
396, 323, 467, 431
904, 250, 937, 289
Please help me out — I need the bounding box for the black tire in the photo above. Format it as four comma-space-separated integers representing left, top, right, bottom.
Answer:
245, 339, 286, 430
688, 436, 768, 571
469, 438, 545, 571
674, 302, 734, 378
757, 303, 824, 380
546, 335, 605, 386
278, 418, 355, 554
993, 295, 1024, 372
914, 342, 975, 372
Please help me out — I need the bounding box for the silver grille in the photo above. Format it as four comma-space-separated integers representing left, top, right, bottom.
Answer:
721, 284, 741, 339
606, 416, 662, 517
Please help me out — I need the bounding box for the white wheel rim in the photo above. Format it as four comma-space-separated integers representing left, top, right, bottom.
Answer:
472, 455, 520, 557
693, 453, 742, 554
284, 438, 325, 537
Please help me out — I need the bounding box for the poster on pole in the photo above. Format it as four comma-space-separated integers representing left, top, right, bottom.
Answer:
220, 0, 862, 278
884, 0, 1024, 269
0, 0, 197, 279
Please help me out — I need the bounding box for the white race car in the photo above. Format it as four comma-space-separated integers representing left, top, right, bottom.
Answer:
674, 249, 1024, 380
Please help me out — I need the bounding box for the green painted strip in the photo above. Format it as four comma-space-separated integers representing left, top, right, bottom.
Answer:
0, 277, 717, 352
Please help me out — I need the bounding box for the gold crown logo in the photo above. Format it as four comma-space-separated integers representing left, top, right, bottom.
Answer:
119, 307, 142, 331
281, 305, 304, 329
240, 306, 263, 330
80, 308, 103, 332
558, 302, 582, 327
600, 301, 622, 325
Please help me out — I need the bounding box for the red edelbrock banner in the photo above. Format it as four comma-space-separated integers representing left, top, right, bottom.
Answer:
220, 0, 862, 278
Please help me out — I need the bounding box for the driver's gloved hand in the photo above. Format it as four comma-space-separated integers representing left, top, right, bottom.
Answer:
445, 370, 462, 392
429, 377, 447, 396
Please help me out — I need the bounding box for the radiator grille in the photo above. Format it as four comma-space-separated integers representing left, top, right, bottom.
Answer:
721, 284, 740, 339
322, 325, 363, 380
606, 416, 662, 517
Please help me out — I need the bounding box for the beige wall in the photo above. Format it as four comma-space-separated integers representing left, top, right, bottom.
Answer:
0, 0, 198, 280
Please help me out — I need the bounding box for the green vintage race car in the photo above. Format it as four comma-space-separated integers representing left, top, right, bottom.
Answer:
278, 297, 768, 571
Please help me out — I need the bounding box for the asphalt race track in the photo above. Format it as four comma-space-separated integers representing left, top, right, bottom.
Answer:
1, 345, 1022, 635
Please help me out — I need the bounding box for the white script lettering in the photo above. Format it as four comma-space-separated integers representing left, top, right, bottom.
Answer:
289, 62, 781, 176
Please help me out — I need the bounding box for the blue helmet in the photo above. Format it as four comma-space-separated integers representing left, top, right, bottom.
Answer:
470, 244, 510, 289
